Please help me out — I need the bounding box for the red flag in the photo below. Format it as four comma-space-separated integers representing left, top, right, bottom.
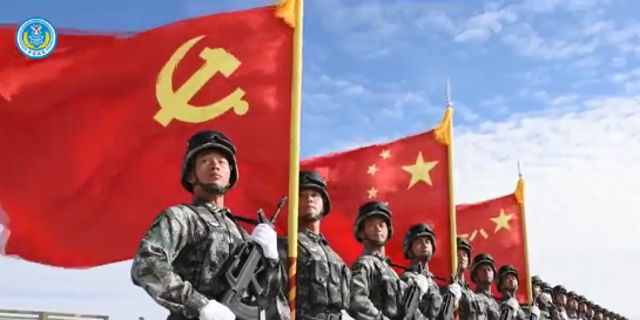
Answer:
298, 122, 454, 279
0, 26, 124, 101
0, 6, 293, 267
456, 186, 529, 302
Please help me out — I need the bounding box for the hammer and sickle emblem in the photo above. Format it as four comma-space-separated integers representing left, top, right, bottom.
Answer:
154, 35, 249, 127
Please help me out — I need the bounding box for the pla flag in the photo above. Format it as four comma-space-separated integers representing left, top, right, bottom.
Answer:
0, 5, 295, 267
297, 112, 455, 279
456, 180, 530, 302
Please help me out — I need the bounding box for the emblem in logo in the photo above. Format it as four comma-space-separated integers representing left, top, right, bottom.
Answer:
15, 17, 57, 59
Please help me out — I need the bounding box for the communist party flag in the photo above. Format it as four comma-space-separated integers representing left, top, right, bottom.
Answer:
0, 4, 296, 267
297, 110, 455, 279
456, 177, 531, 302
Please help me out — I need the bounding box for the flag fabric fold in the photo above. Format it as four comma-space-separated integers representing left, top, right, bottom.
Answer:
456, 185, 529, 302
298, 125, 454, 279
0, 6, 294, 267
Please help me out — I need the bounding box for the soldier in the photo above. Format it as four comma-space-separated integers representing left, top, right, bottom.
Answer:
531, 276, 543, 300
584, 301, 594, 320
565, 292, 578, 320
130, 130, 282, 320
400, 223, 445, 320
348, 200, 430, 320
577, 296, 587, 320
538, 283, 558, 320
552, 285, 568, 320
495, 265, 530, 320
449, 239, 484, 320
593, 306, 603, 320
277, 170, 352, 320
468, 253, 500, 320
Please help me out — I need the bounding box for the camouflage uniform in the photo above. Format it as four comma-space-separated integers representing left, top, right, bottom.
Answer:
278, 171, 350, 320
349, 201, 408, 320
130, 130, 283, 320
468, 253, 500, 320
495, 265, 526, 320
399, 223, 444, 320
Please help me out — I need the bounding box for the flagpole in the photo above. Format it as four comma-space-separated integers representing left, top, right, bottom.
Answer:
435, 79, 457, 275
515, 160, 532, 304
276, 0, 304, 319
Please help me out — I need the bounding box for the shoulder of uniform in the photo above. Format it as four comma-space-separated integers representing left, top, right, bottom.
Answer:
400, 270, 416, 280
158, 204, 196, 219
351, 255, 377, 271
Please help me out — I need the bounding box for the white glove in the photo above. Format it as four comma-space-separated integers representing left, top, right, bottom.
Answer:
531, 306, 541, 318
505, 298, 519, 311
561, 310, 569, 320
199, 300, 236, 320
250, 223, 278, 260
341, 310, 355, 320
448, 283, 462, 300
414, 274, 429, 296
540, 292, 552, 304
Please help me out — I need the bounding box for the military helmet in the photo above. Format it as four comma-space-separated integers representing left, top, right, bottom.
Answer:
531, 275, 542, 285
495, 264, 519, 289
577, 295, 587, 303
299, 170, 331, 215
354, 200, 393, 243
402, 222, 436, 259
567, 291, 578, 301
469, 253, 496, 283
180, 130, 238, 193
457, 237, 472, 257
553, 285, 567, 296
541, 282, 553, 294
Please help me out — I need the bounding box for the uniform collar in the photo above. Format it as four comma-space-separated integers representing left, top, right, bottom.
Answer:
364, 250, 390, 264
475, 288, 493, 298
301, 228, 329, 244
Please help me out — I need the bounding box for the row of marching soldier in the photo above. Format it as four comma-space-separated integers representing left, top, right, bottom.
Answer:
129, 130, 627, 320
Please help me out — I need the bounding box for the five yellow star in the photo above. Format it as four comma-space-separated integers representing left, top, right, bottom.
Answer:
367, 187, 378, 199
491, 209, 514, 233
367, 164, 378, 176
401, 152, 438, 189
380, 149, 391, 159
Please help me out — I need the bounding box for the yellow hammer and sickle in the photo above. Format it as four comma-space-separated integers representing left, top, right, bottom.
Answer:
154, 35, 249, 127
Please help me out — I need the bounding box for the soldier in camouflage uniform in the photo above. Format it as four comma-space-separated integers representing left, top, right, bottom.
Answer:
448, 240, 485, 320
495, 265, 528, 320
131, 130, 283, 320
552, 286, 568, 320
399, 223, 445, 320
467, 253, 500, 320
277, 170, 352, 320
565, 292, 579, 320
584, 301, 594, 320
538, 283, 558, 320
348, 201, 430, 320
593, 306, 603, 320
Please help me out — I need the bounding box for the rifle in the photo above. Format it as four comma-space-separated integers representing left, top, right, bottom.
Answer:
220, 196, 287, 320
401, 263, 424, 320
437, 262, 464, 320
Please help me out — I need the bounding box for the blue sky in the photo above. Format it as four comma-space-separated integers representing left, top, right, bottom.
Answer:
1, 0, 640, 319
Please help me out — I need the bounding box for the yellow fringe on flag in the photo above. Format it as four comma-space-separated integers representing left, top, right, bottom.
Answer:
275, 0, 296, 28
434, 107, 452, 146
514, 177, 524, 204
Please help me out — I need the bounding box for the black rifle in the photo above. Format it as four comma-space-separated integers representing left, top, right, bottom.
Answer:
437, 262, 464, 320
401, 263, 425, 320
221, 197, 287, 320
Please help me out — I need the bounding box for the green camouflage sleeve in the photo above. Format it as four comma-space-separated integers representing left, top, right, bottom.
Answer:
350, 257, 391, 320
130, 206, 208, 319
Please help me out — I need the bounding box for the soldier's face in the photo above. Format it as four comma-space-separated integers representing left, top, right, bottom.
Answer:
457, 249, 469, 269
501, 274, 518, 291
410, 236, 433, 261
587, 308, 594, 317
554, 293, 567, 306
533, 285, 541, 297
362, 216, 388, 245
596, 313, 603, 320
299, 189, 323, 220
579, 303, 587, 313
476, 264, 494, 283
190, 150, 231, 187
568, 299, 578, 310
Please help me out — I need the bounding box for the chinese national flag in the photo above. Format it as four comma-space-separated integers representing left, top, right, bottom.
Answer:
456, 181, 530, 302
297, 115, 454, 279
0, 6, 294, 267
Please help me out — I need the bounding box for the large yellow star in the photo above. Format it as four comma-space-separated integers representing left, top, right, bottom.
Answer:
401, 152, 438, 189
367, 187, 378, 199
491, 209, 514, 233
380, 149, 391, 159
367, 164, 378, 176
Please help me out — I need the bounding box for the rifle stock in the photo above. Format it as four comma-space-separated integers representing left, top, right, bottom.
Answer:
220, 197, 287, 320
